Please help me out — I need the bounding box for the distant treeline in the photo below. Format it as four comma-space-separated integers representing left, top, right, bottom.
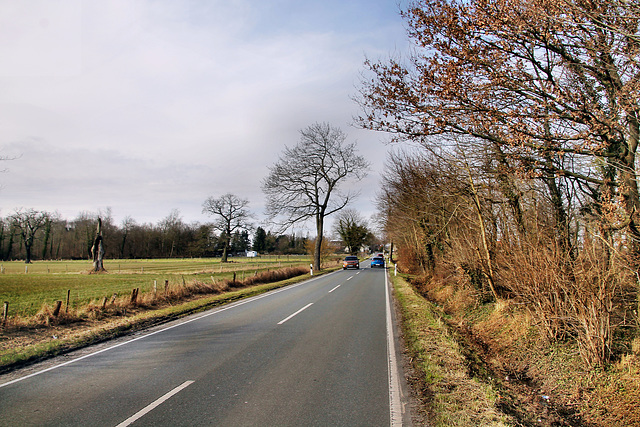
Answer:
0, 210, 308, 261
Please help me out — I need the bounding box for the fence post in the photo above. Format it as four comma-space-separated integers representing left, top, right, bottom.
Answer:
153, 280, 157, 297
52, 300, 62, 317
164, 280, 169, 296
101, 296, 108, 309
3, 301, 8, 326
66, 289, 71, 313
110, 293, 117, 305
130, 288, 139, 305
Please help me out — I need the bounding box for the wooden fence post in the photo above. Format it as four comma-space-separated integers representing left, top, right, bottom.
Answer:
3, 301, 8, 326
101, 296, 108, 309
110, 293, 117, 305
130, 288, 139, 305
65, 289, 71, 313
52, 300, 62, 317
164, 280, 169, 296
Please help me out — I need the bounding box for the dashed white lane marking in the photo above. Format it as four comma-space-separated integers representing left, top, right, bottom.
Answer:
277, 303, 314, 325
329, 285, 341, 293
116, 380, 194, 427
0, 273, 334, 389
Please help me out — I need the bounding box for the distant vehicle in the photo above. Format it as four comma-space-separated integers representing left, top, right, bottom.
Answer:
343, 256, 360, 270
370, 256, 385, 268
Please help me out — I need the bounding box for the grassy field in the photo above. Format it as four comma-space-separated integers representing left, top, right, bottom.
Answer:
0, 256, 311, 317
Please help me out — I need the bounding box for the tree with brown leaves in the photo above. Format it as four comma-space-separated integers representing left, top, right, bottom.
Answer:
357, 0, 640, 257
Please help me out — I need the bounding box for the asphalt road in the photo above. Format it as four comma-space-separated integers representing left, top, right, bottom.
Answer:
0, 260, 407, 426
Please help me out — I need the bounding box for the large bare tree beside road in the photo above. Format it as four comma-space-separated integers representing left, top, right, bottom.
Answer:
202, 194, 252, 263
263, 122, 369, 271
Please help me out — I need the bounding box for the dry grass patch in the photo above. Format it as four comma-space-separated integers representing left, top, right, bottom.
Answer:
392, 274, 512, 426
406, 268, 640, 426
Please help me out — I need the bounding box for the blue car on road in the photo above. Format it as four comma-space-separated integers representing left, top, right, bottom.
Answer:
370, 256, 385, 268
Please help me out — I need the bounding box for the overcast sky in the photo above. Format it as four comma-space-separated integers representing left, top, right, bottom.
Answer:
0, 0, 409, 233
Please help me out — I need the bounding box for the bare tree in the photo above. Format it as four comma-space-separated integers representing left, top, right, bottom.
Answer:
262, 122, 369, 270
9, 209, 50, 264
202, 194, 252, 263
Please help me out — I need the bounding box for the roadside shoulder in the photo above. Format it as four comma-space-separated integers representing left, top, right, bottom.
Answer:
390, 274, 513, 427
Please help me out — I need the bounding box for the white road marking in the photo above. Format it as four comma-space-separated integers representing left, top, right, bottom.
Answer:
115, 380, 194, 427
346, 276, 353, 281
328, 285, 341, 293
0, 273, 335, 389
385, 270, 403, 427
277, 303, 313, 325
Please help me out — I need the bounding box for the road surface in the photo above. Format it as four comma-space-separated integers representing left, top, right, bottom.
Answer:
0, 259, 408, 426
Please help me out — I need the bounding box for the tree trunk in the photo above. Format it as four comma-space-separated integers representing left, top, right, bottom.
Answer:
24, 243, 32, 264
91, 218, 105, 272
622, 116, 640, 262
543, 172, 572, 255
314, 214, 324, 271
221, 243, 229, 263
465, 160, 499, 302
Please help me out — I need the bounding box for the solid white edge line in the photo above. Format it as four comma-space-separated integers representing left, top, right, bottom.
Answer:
0, 271, 335, 389
277, 302, 313, 325
115, 380, 194, 427
385, 269, 403, 427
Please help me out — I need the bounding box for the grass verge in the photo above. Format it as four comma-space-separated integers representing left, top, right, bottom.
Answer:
390, 273, 512, 426
402, 270, 640, 426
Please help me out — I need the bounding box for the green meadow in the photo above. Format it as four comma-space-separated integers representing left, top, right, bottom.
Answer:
0, 256, 310, 316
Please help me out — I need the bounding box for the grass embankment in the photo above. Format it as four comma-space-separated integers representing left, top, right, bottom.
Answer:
391, 274, 512, 426
393, 272, 640, 426
0, 258, 323, 373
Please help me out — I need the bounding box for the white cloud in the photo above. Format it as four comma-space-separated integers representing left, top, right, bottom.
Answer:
0, 0, 83, 77
0, 0, 409, 229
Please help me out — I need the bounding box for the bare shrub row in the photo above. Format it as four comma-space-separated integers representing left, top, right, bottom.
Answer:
379, 148, 638, 367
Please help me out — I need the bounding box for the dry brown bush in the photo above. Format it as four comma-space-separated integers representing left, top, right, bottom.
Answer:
495, 239, 635, 366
